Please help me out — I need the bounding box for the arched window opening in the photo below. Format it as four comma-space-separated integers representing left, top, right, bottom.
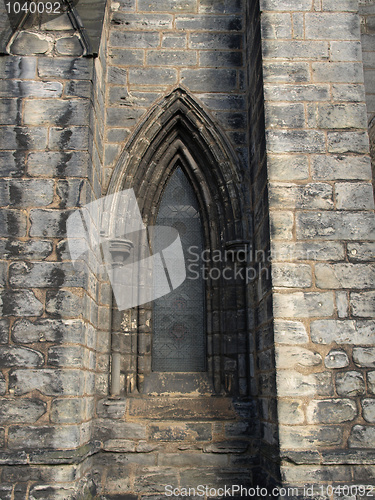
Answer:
152, 167, 206, 372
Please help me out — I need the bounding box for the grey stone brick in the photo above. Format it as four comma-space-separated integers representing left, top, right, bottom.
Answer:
305, 13, 360, 39
24, 99, 89, 126
38, 57, 93, 80
273, 292, 334, 318
29, 209, 73, 237
29, 485, 77, 500
315, 263, 375, 289
349, 425, 375, 448
276, 346, 322, 368
351, 291, 375, 317
312, 62, 364, 82
8, 425, 80, 450
47, 346, 86, 368
263, 61, 310, 83
138, 0, 197, 11
199, 0, 242, 13
181, 68, 237, 91
362, 399, 375, 423
0, 319, 9, 344
147, 50, 197, 66
277, 371, 333, 397
264, 83, 330, 101
0, 99, 21, 125
9, 369, 85, 396
0, 346, 43, 368
335, 182, 375, 209
0, 209, 27, 237
272, 263, 312, 288
108, 48, 145, 66
95, 419, 146, 440
325, 349, 350, 369
348, 242, 375, 262
270, 211, 294, 240
336, 371, 366, 396
1, 290, 43, 317
266, 130, 326, 153
0, 179, 54, 207
274, 319, 309, 344
272, 241, 345, 261
64, 80, 92, 98
0, 151, 25, 178
306, 399, 357, 424
213, 111, 246, 130
159, 453, 227, 467
48, 126, 90, 150
269, 182, 333, 209
107, 66, 127, 84
106, 107, 147, 127
262, 40, 329, 59
296, 212, 375, 240
0, 398, 46, 424
331, 83, 366, 101
45, 290, 83, 317
112, 12, 173, 29
353, 347, 375, 367
176, 14, 242, 31
324, 0, 358, 11
260, 0, 312, 10
129, 68, 177, 85
195, 93, 245, 110
11, 318, 84, 344
50, 398, 86, 423
311, 155, 372, 180
28, 151, 89, 177
162, 33, 187, 48
278, 400, 304, 424
311, 319, 375, 344
0, 240, 52, 262
55, 36, 84, 56
9, 261, 86, 288
0, 80, 63, 98
56, 179, 88, 208
10, 32, 50, 55
280, 425, 343, 449
261, 13, 292, 38
0, 127, 48, 150
0, 373, 5, 395
315, 103, 367, 129
265, 103, 305, 128
199, 50, 242, 67
330, 41, 363, 61
110, 31, 160, 48
189, 33, 242, 50
0, 56, 37, 79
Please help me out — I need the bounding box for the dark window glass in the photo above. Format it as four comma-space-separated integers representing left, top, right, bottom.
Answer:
152, 167, 206, 372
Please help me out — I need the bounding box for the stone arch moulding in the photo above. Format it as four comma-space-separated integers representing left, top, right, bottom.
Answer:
103, 87, 251, 397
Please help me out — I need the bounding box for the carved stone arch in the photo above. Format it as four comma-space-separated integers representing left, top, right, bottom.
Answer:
106, 87, 250, 396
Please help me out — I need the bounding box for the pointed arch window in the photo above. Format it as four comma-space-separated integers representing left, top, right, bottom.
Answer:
152, 167, 206, 372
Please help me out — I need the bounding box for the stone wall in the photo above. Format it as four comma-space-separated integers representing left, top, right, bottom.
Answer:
260, 0, 375, 489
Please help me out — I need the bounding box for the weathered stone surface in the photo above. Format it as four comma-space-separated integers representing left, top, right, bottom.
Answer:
335, 182, 374, 209
276, 346, 322, 369
277, 371, 333, 397
349, 425, 375, 448
11, 318, 84, 344
180, 69, 237, 91
311, 155, 372, 180
296, 212, 375, 240
149, 423, 212, 441
0, 398, 46, 424
353, 347, 375, 368
45, 290, 83, 317
50, 398, 86, 424
271, 241, 345, 261
336, 371, 366, 396
273, 292, 334, 318
278, 400, 304, 424
0, 239, 53, 260
279, 425, 343, 450
348, 242, 375, 262
9, 261, 86, 288
362, 399, 375, 423
1, 290, 43, 317
94, 419, 146, 440
271, 263, 312, 287
351, 291, 375, 317
324, 349, 349, 369
306, 399, 357, 424
274, 319, 308, 344
47, 346, 86, 368
10, 32, 49, 55
38, 58, 93, 80
315, 263, 375, 289
56, 36, 84, 56
9, 369, 85, 396
8, 425, 80, 450
311, 319, 375, 344
24, 99, 89, 126
0, 346, 43, 367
